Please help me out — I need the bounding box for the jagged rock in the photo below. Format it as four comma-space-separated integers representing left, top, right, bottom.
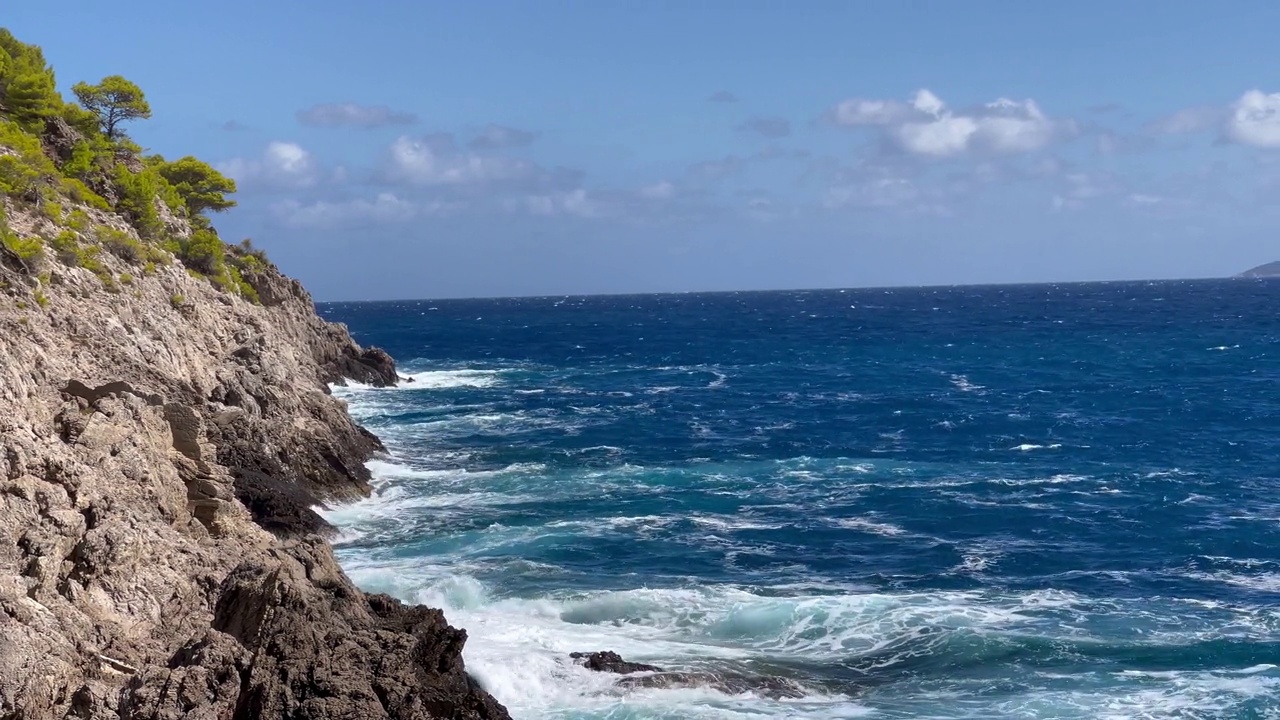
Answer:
573, 650, 807, 700
41, 116, 84, 165
323, 341, 401, 389
192, 540, 509, 720
570, 650, 662, 674
0, 196, 508, 718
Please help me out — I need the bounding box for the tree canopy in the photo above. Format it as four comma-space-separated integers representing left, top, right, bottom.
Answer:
72, 75, 150, 139
0, 29, 58, 131
156, 156, 237, 215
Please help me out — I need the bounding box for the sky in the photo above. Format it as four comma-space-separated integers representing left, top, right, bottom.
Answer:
8, 1, 1280, 299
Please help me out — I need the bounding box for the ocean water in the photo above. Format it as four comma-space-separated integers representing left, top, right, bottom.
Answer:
318, 279, 1280, 720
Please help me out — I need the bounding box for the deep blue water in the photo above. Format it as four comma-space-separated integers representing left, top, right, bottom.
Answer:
319, 279, 1280, 719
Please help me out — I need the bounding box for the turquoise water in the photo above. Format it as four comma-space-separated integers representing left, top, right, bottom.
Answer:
319, 280, 1280, 719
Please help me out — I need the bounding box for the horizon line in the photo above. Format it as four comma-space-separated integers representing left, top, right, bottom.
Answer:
313, 271, 1273, 305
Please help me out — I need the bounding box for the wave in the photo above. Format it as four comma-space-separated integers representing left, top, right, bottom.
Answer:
324, 556, 1280, 716
332, 368, 508, 394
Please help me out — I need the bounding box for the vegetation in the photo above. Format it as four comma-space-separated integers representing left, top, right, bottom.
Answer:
71, 75, 151, 140
0, 203, 41, 260
0, 27, 265, 303
156, 156, 236, 215
0, 30, 58, 132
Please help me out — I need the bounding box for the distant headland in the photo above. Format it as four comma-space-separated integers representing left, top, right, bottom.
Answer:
1237, 261, 1280, 278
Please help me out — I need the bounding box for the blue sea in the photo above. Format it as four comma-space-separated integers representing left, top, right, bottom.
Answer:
319, 279, 1280, 719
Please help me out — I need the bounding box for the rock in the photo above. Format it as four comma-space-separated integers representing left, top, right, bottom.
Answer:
570, 651, 663, 674
572, 650, 807, 700
0, 196, 509, 718
41, 116, 84, 166
149, 539, 510, 720
323, 344, 401, 389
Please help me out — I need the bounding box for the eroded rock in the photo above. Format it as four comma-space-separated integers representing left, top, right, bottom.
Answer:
572, 650, 807, 700
0, 197, 508, 719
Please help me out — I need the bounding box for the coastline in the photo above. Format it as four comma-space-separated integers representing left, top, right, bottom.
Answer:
0, 202, 510, 718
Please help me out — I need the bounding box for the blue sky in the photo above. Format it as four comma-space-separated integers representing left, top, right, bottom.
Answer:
9, 1, 1280, 299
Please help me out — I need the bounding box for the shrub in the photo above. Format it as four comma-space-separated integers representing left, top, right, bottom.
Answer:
65, 209, 91, 231
50, 229, 79, 265
0, 119, 57, 198
96, 224, 143, 262
227, 265, 259, 304
32, 288, 47, 307
41, 198, 62, 223
0, 205, 41, 260
1, 231, 41, 260
113, 164, 184, 238
177, 227, 225, 276
74, 244, 113, 287
60, 177, 111, 211
59, 136, 115, 181
170, 293, 184, 308
118, 272, 133, 285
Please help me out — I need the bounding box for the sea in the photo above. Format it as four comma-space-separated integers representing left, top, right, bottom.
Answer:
317, 279, 1280, 720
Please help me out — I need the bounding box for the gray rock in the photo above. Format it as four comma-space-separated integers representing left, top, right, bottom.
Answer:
0, 199, 510, 719
571, 650, 808, 700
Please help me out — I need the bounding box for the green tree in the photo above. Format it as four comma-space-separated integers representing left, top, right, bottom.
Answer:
0, 29, 59, 131
156, 156, 237, 215
72, 75, 150, 139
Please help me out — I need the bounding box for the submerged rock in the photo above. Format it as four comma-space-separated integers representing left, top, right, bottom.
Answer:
571, 650, 807, 700
570, 650, 663, 674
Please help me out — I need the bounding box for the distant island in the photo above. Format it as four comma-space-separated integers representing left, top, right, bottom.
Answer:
1238, 261, 1280, 278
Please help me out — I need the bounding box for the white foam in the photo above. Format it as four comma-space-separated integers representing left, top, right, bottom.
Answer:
949, 374, 985, 392
331, 368, 507, 395
690, 515, 786, 532
829, 516, 909, 537
1011, 443, 1063, 451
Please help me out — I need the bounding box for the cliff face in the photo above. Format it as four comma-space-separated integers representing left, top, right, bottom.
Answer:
0, 199, 510, 719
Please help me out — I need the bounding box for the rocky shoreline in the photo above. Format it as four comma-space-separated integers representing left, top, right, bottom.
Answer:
0, 207, 511, 718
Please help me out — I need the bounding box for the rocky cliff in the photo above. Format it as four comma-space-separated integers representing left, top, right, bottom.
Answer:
0, 197, 511, 719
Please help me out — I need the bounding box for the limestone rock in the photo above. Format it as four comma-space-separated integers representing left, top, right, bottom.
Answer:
0, 199, 509, 719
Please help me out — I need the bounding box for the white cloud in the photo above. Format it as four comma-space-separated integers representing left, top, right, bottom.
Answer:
521, 189, 602, 218
218, 141, 321, 188
828, 98, 914, 126
385, 134, 534, 185
1050, 171, 1122, 211
1125, 193, 1164, 206
271, 193, 457, 228
296, 102, 417, 128
1145, 105, 1224, 135
823, 177, 922, 210
828, 89, 1069, 157
1224, 90, 1280, 148
639, 181, 675, 199
894, 115, 980, 157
